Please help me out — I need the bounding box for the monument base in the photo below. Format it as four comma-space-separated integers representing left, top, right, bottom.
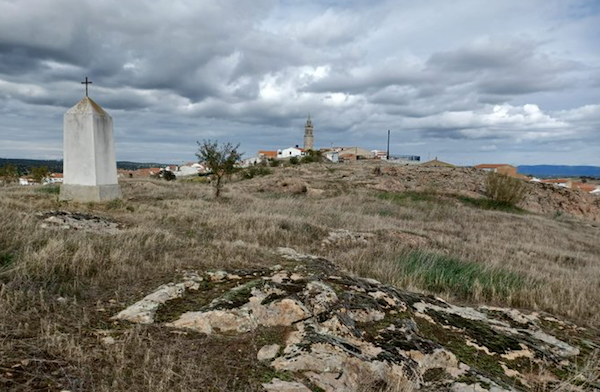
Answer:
60, 184, 122, 202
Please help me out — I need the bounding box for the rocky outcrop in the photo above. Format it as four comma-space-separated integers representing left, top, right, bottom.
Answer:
113, 248, 600, 391
37, 210, 123, 233
374, 166, 600, 221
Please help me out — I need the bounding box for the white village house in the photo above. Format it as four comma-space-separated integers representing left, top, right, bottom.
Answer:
172, 162, 206, 177
324, 151, 339, 163
277, 146, 305, 159
240, 156, 264, 168
47, 173, 63, 184
19, 177, 36, 186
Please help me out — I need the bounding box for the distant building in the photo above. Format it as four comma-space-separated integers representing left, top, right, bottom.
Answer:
278, 146, 305, 159
475, 164, 517, 177
539, 179, 571, 188
19, 177, 37, 185
334, 147, 374, 160
421, 158, 454, 167
118, 168, 161, 178
304, 115, 314, 151
537, 179, 599, 194
574, 183, 597, 193
393, 155, 420, 162
47, 173, 63, 184
240, 156, 263, 168
324, 151, 339, 163
174, 163, 205, 177
372, 150, 387, 160
258, 150, 277, 159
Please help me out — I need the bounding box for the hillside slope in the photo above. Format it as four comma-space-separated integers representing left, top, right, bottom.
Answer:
0, 161, 599, 391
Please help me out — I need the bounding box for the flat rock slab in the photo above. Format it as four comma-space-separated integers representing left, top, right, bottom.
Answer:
37, 211, 122, 234
112, 248, 600, 392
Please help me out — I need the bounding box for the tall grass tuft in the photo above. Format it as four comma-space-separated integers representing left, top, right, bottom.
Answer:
485, 172, 527, 207
396, 251, 529, 300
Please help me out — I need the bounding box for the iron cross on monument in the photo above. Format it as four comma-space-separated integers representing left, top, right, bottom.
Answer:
81, 77, 92, 97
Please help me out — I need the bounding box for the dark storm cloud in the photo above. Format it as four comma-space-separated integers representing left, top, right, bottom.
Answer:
0, 0, 599, 165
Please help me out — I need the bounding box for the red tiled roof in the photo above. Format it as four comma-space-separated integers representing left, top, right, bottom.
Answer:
258, 150, 277, 158
574, 183, 597, 193
134, 168, 160, 176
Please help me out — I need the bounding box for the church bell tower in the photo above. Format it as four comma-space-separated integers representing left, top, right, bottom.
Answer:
303, 115, 314, 151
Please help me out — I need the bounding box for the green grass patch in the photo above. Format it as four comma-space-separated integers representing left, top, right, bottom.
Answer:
378, 191, 526, 214
397, 251, 528, 300
457, 195, 525, 214
35, 185, 60, 195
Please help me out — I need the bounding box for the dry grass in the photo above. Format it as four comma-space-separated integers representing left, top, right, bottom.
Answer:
1, 161, 599, 390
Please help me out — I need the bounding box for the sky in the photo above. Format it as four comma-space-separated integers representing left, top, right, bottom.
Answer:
0, 0, 599, 166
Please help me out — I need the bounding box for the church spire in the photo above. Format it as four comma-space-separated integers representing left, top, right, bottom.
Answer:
304, 114, 314, 151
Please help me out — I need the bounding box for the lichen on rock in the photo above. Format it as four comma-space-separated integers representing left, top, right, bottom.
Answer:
112, 248, 600, 391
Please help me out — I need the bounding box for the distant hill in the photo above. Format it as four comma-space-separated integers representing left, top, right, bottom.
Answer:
518, 165, 600, 178
115, 161, 173, 171
0, 158, 171, 173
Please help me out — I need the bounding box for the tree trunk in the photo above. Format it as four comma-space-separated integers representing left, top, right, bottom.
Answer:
215, 175, 222, 198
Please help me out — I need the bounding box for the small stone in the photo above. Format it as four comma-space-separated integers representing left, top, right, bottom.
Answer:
271, 272, 289, 284
56, 297, 68, 304
101, 336, 115, 345
257, 344, 280, 361
208, 270, 228, 282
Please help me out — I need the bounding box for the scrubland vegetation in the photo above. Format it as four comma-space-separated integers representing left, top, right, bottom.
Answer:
0, 161, 599, 390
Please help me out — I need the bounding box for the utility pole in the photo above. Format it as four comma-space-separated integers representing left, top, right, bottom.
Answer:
386, 130, 390, 160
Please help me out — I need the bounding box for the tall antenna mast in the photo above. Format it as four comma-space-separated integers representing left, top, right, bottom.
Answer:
386, 130, 390, 160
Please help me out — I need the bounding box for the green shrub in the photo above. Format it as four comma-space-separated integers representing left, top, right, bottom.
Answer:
397, 251, 528, 300
289, 156, 299, 165
485, 172, 526, 207
268, 159, 281, 167
241, 165, 272, 180
162, 170, 176, 181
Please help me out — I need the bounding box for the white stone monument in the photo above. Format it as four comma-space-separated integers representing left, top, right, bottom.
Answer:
60, 81, 121, 202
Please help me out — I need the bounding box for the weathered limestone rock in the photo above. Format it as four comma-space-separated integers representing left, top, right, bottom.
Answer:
112, 273, 202, 324
60, 97, 121, 202
262, 379, 311, 392
112, 249, 600, 392
37, 211, 121, 234
257, 344, 280, 361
